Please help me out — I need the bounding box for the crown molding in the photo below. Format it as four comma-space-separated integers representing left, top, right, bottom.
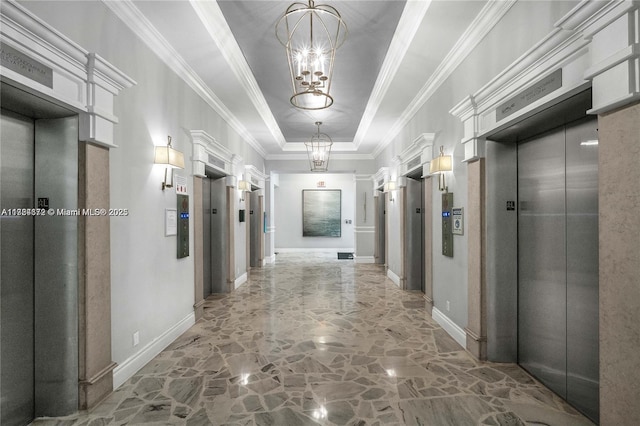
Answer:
371, 0, 517, 158
280, 141, 359, 152
189, 0, 286, 150
102, 0, 267, 158
352, 0, 433, 149
265, 153, 374, 161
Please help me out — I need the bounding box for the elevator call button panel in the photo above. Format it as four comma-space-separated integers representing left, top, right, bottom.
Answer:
442, 193, 453, 257
177, 194, 189, 259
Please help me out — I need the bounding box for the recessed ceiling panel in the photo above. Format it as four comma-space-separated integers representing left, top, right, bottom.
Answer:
218, 0, 406, 143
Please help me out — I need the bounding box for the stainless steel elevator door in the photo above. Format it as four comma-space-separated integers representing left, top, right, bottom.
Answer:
249, 191, 260, 268
517, 116, 599, 423
404, 177, 423, 291
203, 176, 229, 296
1, 109, 36, 426
376, 194, 385, 264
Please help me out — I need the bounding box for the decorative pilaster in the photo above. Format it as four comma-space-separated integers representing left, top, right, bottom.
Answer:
598, 101, 640, 425
78, 143, 116, 409
193, 176, 205, 320
464, 158, 487, 360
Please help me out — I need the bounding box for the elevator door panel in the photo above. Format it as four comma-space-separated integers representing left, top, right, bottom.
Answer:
518, 117, 599, 423
209, 177, 229, 294
1, 110, 35, 426
376, 195, 385, 264
249, 191, 260, 268
518, 128, 567, 396
565, 119, 599, 421
202, 178, 212, 298
405, 178, 423, 291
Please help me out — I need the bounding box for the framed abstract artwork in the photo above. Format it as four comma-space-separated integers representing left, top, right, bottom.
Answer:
302, 189, 341, 237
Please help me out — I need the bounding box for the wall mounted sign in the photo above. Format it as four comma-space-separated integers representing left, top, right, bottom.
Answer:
174, 174, 188, 194
1, 43, 53, 88
497, 68, 562, 121
165, 208, 177, 236
452, 207, 464, 235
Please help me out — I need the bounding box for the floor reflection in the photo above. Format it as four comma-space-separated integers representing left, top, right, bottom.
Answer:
34, 252, 593, 425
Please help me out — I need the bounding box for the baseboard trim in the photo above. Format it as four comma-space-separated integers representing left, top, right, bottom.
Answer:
432, 307, 467, 348
234, 272, 248, 289
276, 248, 355, 253
113, 312, 195, 389
264, 254, 276, 264
387, 269, 400, 286
354, 255, 375, 264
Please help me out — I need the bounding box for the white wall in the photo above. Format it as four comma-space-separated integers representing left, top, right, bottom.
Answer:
18, 0, 263, 381
274, 173, 355, 251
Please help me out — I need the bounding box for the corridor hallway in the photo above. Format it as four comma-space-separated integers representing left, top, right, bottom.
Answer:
37, 253, 592, 425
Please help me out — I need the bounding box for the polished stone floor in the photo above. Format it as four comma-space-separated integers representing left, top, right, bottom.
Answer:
36, 253, 593, 425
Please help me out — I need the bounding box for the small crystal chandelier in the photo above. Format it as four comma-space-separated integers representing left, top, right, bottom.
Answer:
305, 122, 333, 172
276, 0, 347, 110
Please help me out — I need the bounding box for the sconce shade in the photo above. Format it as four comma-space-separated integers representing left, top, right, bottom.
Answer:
238, 180, 252, 192
154, 136, 184, 190
154, 145, 184, 169
430, 145, 452, 192
429, 153, 452, 174
382, 181, 396, 193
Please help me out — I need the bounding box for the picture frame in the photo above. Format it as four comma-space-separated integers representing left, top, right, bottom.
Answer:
302, 189, 341, 237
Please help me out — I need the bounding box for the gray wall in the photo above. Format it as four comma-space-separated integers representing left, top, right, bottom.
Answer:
373, 0, 580, 332
275, 173, 355, 251
19, 0, 264, 370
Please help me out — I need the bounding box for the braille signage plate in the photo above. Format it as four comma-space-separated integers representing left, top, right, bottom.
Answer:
497, 69, 562, 122
1, 43, 53, 88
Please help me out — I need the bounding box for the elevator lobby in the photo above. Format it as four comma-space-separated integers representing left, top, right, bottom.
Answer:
1, 1, 639, 426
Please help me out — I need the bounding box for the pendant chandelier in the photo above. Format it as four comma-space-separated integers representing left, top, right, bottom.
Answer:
276, 0, 347, 110
305, 122, 333, 171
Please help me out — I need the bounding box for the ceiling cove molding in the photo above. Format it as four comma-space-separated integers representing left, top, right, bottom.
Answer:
265, 153, 374, 161
352, 0, 433, 149
189, 0, 286, 149
281, 141, 359, 152
102, 0, 267, 158
372, 0, 517, 158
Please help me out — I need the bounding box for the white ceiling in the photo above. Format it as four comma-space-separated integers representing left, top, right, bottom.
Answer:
109, 0, 498, 160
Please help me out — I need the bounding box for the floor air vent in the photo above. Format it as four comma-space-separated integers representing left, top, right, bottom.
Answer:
337, 252, 354, 260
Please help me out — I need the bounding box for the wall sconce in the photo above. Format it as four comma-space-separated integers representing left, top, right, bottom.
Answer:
383, 180, 396, 202
154, 136, 185, 190
429, 145, 452, 192
238, 180, 251, 201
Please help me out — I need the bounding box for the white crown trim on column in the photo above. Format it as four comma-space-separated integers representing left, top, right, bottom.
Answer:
0, 0, 135, 148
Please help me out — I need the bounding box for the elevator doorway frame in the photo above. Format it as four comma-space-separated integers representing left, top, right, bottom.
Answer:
0, 78, 116, 419
483, 88, 599, 424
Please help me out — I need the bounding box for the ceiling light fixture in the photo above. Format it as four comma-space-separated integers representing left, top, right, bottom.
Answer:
276, 0, 347, 110
305, 121, 333, 172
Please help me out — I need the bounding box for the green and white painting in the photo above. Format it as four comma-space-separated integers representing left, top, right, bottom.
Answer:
302, 189, 341, 237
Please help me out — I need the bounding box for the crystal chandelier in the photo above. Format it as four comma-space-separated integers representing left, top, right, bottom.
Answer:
276, 0, 347, 110
305, 122, 333, 171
